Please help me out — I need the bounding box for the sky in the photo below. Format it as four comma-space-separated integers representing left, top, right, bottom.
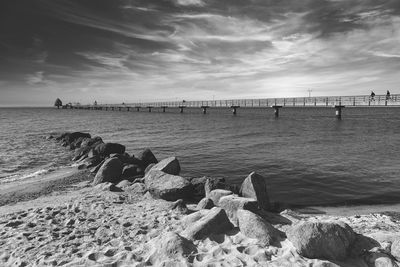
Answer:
0, 0, 400, 106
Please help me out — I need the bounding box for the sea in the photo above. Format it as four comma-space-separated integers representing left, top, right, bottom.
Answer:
0, 107, 399, 207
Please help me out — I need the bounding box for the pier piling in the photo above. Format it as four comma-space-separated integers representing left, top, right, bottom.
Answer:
334, 105, 345, 119
179, 106, 186, 113
272, 105, 283, 118
231, 105, 240, 115
201, 106, 209, 114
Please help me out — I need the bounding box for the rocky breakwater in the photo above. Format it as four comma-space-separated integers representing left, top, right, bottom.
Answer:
29, 131, 400, 266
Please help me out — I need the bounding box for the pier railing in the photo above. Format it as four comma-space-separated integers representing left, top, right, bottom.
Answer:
79, 94, 400, 109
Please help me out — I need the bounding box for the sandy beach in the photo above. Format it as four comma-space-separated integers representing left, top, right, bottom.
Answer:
0, 166, 399, 266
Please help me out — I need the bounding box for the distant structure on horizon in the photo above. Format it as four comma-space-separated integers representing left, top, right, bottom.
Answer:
54, 98, 62, 109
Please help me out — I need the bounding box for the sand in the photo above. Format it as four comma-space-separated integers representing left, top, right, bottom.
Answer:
0, 171, 399, 267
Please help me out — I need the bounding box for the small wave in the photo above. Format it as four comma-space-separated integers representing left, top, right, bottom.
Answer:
0, 168, 55, 184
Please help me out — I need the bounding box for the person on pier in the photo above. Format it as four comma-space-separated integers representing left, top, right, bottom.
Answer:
370, 91, 375, 101
386, 90, 391, 100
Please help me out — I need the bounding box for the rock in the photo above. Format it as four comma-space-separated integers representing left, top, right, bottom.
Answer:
240, 171, 270, 211
151, 157, 181, 175
171, 199, 189, 214
288, 221, 356, 261
56, 132, 91, 145
237, 209, 281, 246
72, 137, 103, 161
94, 182, 121, 192
144, 163, 156, 174
94, 143, 126, 157
147, 232, 197, 265
181, 207, 233, 240
110, 153, 132, 164
218, 195, 259, 226
121, 164, 140, 179
81, 136, 103, 148
181, 210, 209, 228
137, 148, 158, 168
125, 183, 146, 194
392, 238, 400, 261
144, 170, 193, 201
204, 177, 227, 197
196, 198, 214, 210
363, 250, 399, 267
208, 189, 233, 205
92, 158, 123, 186
79, 155, 102, 169
89, 159, 105, 174
350, 234, 380, 257
116, 180, 132, 188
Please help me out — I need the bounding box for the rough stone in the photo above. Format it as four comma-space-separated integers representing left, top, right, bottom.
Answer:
144, 170, 193, 201
208, 189, 233, 206
116, 180, 132, 188
151, 157, 181, 175
144, 163, 156, 174
171, 199, 189, 214
237, 209, 281, 246
181, 207, 233, 240
392, 238, 400, 261
94, 143, 125, 157
287, 221, 356, 261
204, 177, 227, 197
363, 250, 399, 267
218, 195, 259, 226
240, 171, 270, 211
92, 158, 123, 185
147, 232, 197, 265
196, 198, 215, 210
94, 182, 121, 192
137, 148, 158, 168
121, 164, 140, 179
124, 183, 146, 194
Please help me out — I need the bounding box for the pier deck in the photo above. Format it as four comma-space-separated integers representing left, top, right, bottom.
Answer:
75, 94, 400, 110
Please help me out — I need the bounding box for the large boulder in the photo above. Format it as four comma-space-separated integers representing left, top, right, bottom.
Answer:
208, 189, 233, 205
137, 148, 158, 168
146, 232, 197, 265
144, 170, 193, 201
181, 207, 233, 240
237, 209, 281, 246
218, 195, 259, 226
92, 158, 123, 185
392, 238, 400, 262
240, 172, 270, 211
94, 143, 125, 157
151, 157, 181, 175
288, 221, 356, 261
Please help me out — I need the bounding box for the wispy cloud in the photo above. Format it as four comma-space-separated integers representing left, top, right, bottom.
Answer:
1, 0, 400, 105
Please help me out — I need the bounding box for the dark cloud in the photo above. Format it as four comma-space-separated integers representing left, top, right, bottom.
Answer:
0, 0, 399, 105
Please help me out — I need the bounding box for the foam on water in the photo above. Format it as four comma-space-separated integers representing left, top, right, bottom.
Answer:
0, 107, 400, 207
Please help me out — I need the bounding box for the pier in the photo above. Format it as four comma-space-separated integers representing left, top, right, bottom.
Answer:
69, 94, 400, 119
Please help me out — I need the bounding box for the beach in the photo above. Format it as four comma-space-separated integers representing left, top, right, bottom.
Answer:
0, 132, 399, 267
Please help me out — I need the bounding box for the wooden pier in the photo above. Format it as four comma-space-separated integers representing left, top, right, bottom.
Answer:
68, 94, 400, 119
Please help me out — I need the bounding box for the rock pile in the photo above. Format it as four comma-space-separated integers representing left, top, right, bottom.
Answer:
47, 132, 400, 266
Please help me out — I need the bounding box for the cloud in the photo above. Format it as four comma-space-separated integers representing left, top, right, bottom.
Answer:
26, 71, 44, 85
174, 0, 205, 6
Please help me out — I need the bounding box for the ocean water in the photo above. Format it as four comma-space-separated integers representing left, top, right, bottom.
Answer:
0, 107, 399, 207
